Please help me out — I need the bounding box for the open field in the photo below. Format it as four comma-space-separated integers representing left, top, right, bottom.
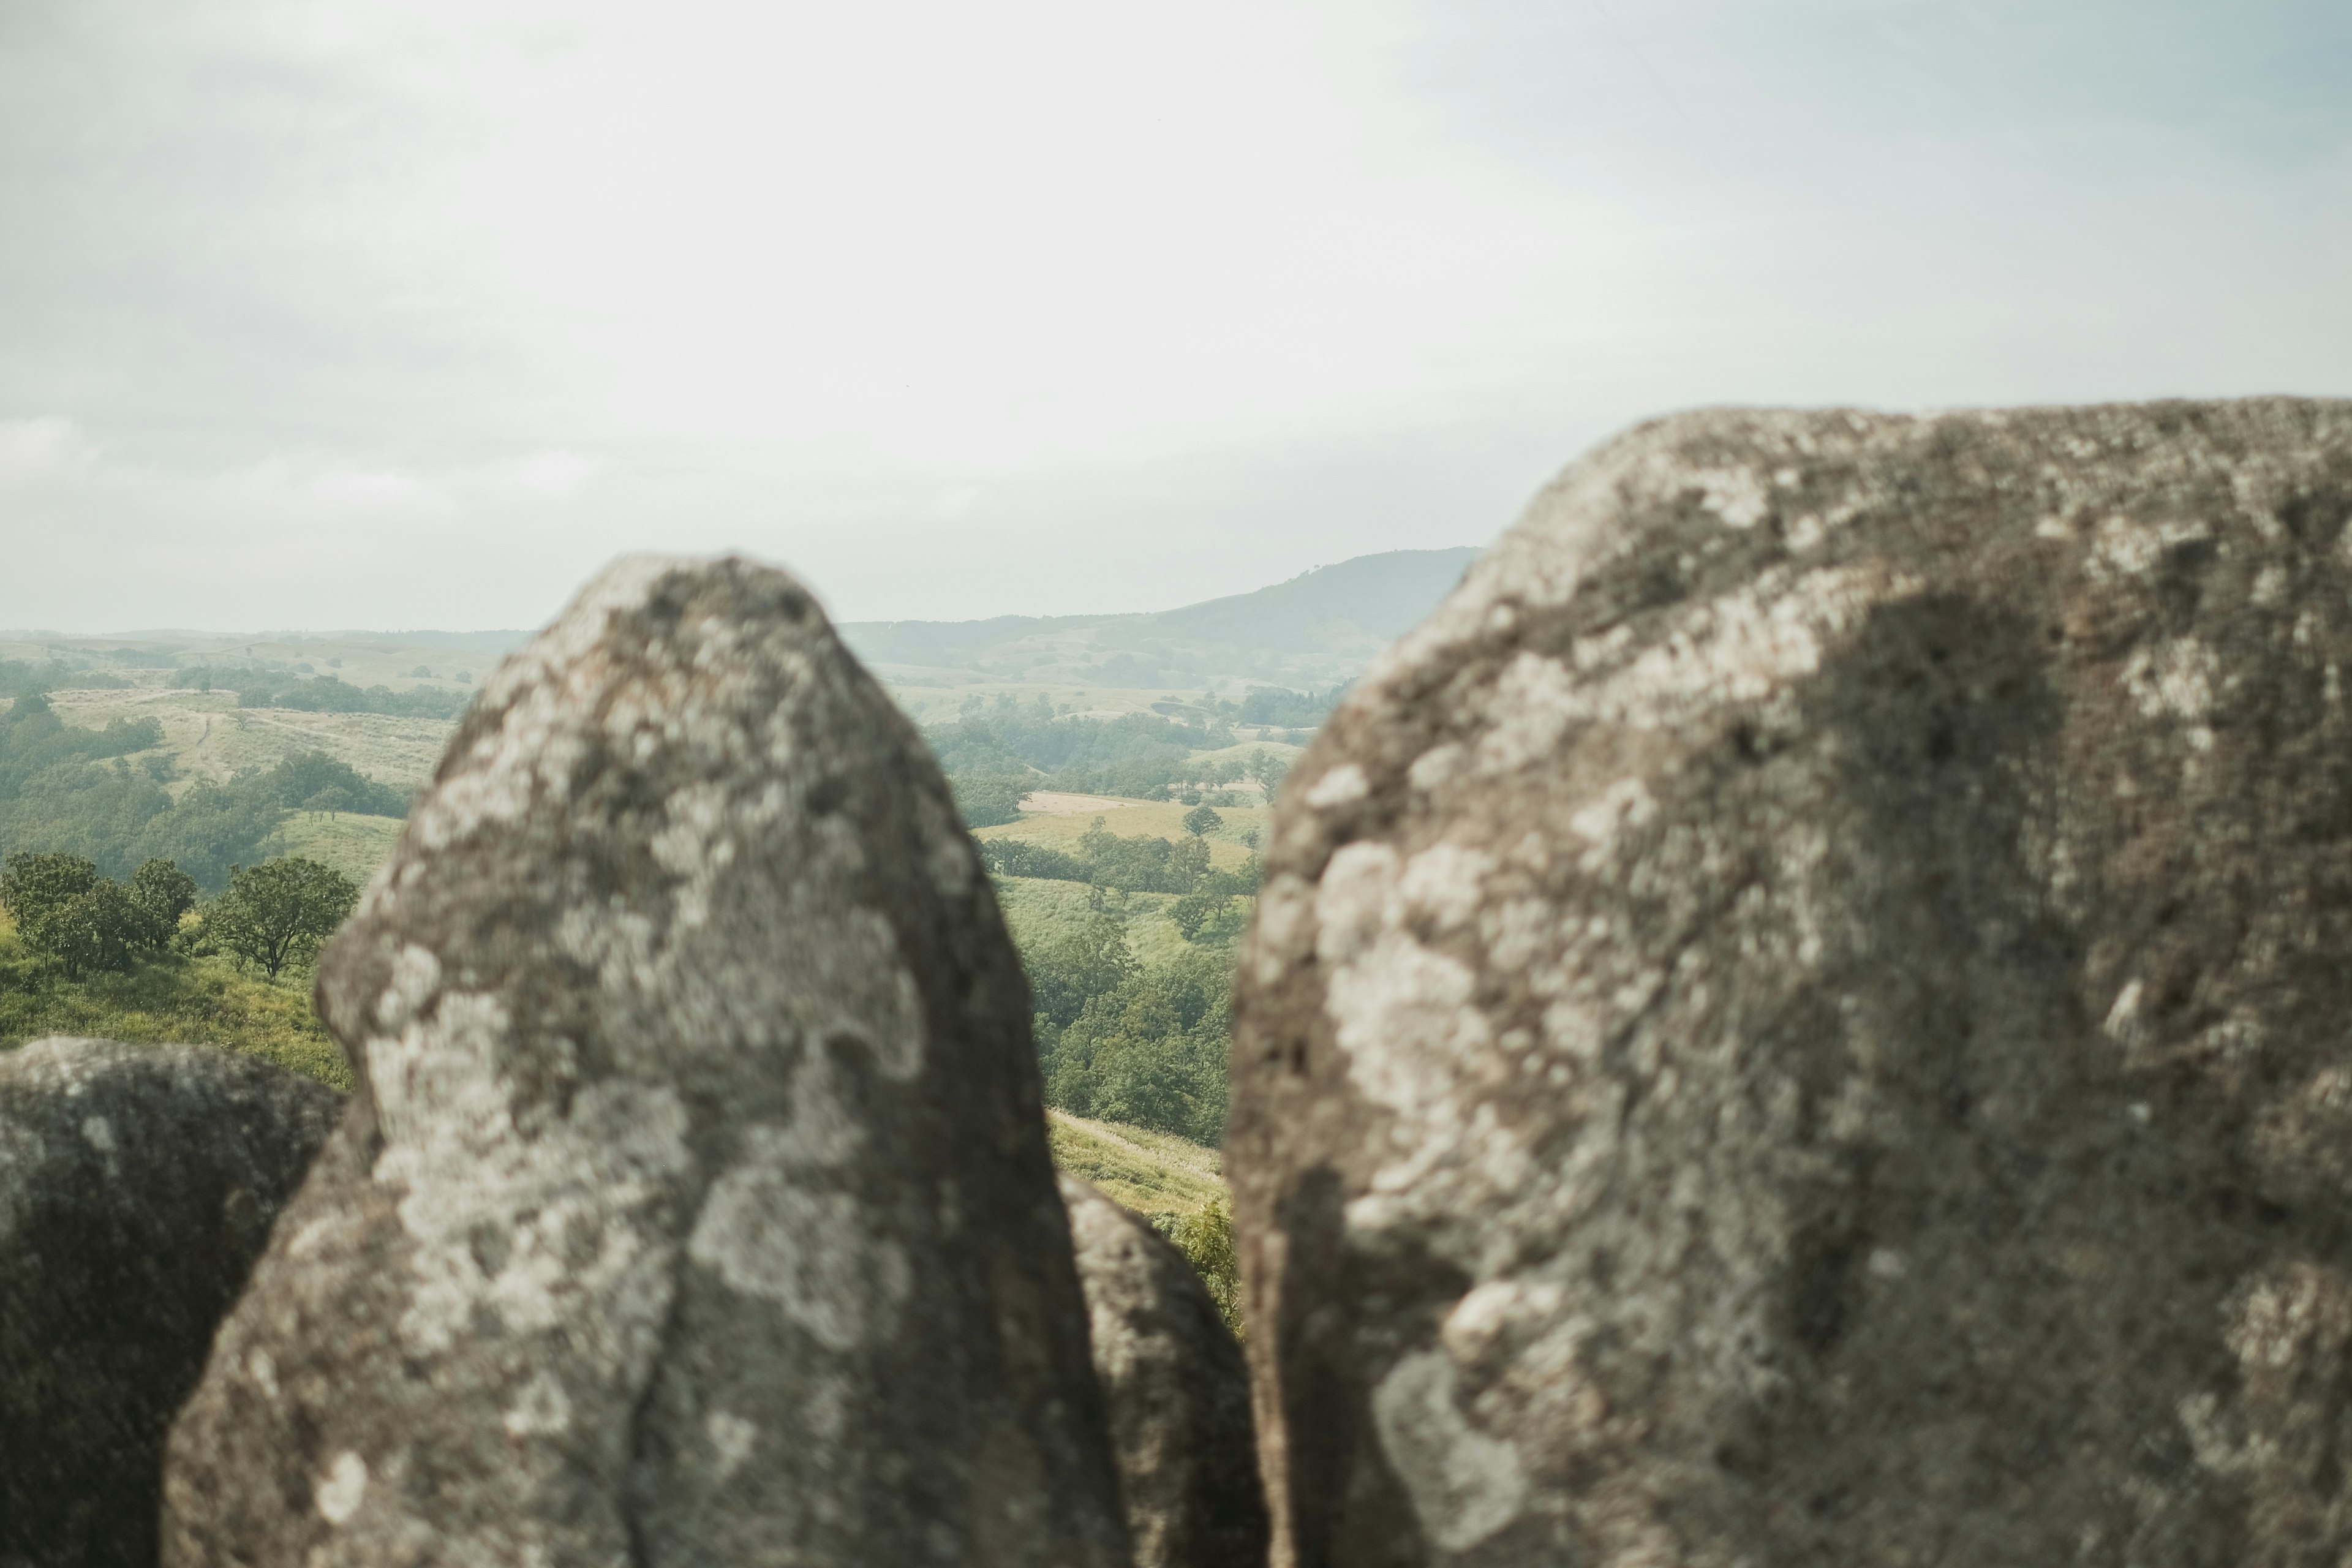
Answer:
1047, 1109, 1226, 1221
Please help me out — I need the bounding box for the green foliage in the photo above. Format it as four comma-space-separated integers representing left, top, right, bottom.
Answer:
1237, 683, 1344, 728
979, 818, 1257, 900
929, 692, 1240, 815
1181, 804, 1223, 837
0, 909, 349, 1088
0, 850, 99, 931
39, 877, 144, 981
129, 857, 198, 935
978, 839, 1091, 881
0, 660, 132, 697
1156, 1197, 1242, 1336
220, 673, 469, 720
255, 750, 410, 818
203, 857, 361, 981
1245, 748, 1291, 797
950, 772, 1029, 829
0, 851, 195, 980
0, 685, 409, 889
1030, 927, 1232, 1145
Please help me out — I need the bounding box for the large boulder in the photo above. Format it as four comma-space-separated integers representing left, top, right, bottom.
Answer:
0, 1036, 342, 1568
164, 557, 1129, 1568
1230, 399, 2352, 1566
1061, 1175, 1267, 1568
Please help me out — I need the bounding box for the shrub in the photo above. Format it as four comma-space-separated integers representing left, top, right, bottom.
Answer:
1156, 1198, 1242, 1337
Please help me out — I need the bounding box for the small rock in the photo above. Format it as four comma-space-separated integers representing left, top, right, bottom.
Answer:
1063, 1176, 1267, 1568
1231, 400, 2352, 1564
164, 557, 1128, 1568
0, 1037, 341, 1568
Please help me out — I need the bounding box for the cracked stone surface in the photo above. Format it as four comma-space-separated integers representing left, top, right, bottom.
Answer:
1229, 399, 2352, 1566
0, 1036, 342, 1568
163, 557, 1129, 1568
1062, 1176, 1267, 1568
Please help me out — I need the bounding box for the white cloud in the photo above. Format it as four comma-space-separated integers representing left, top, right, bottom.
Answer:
0, 0, 2345, 630
0, 418, 97, 483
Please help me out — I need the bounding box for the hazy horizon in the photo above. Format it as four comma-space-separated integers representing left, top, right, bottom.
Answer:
4, 1, 2346, 631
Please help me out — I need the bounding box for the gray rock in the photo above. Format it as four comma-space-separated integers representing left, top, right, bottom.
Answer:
164, 557, 1129, 1568
0, 1036, 342, 1568
1229, 399, 2352, 1566
1061, 1176, 1267, 1568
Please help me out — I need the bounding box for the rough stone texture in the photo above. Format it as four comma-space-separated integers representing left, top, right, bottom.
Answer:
1229, 399, 2352, 1567
164, 557, 1129, 1568
1061, 1175, 1268, 1568
0, 1036, 342, 1568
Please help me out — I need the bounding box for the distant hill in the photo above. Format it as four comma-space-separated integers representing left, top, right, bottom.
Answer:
839, 547, 1479, 692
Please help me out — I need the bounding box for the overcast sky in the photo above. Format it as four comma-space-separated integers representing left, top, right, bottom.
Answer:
2, 0, 2346, 632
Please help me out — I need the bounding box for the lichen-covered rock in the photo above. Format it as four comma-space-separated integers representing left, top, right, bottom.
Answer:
1062, 1177, 1267, 1568
0, 1036, 342, 1568
164, 557, 1129, 1568
1230, 399, 2352, 1567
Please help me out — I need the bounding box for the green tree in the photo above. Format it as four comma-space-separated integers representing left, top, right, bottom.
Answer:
1026, 911, 1138, 1031
951, 772, 1030, 829
206, 857, 360, 981
0, 850, 99, 932
0, 853, 157, 980
40, 878, 144, 979
1159, 1199, 1242, 1337
127, 858, 198, 949
1182, 804, 1223, 837
1246, 749, 1290, 796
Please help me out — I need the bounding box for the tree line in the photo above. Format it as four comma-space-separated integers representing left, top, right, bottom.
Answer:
933, 691, 1300, 828
1, 850, 358, 986
209, 672, 472, 720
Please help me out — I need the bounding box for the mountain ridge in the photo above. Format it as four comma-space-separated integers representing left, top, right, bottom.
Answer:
839, 546, 1478, 691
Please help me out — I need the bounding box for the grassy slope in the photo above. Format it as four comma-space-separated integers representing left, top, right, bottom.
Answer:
45, 688, 453, 798
268, 810, 407, 885
1047, 1109, 1226, 1219
0, 914, 351, 1089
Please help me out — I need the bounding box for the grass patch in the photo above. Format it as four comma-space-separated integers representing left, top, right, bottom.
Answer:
0, 913, 350, 1090
1047, 1108, 1226, 1221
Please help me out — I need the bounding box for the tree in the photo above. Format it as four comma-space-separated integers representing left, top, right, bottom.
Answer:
1169, 887, 1236, 941
1159, 1199, 1242, 1336
127, 858, 197, 948
1246, 749, 1290, 796
1182, 804, 1223, 837
0, 853, 157, 980
1025, 911, 1138, 1031
206, 856, 360, 980
40, 878, 143, 979
951, 772, 1030, 830
0, 850, 99, 931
